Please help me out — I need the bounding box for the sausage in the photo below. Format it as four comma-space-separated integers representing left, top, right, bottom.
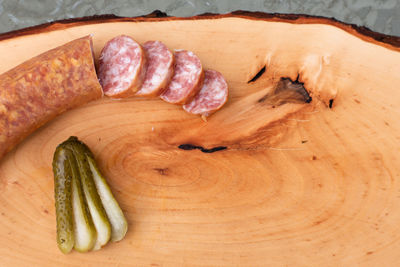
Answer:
98, 35, 147, 98
136, 41, 174, 97
160, 50, 204, 104
183, 70, 228, 117
0, 35, 103, 160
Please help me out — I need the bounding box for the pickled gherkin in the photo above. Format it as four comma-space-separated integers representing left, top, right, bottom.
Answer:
52, 147, 74, 254
88, 156, 128, 242
52, 136, 128, 253
74, 138, 128, 242
69, 153, 96, 252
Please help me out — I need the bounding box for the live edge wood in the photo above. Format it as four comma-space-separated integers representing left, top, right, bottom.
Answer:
0, 11, 399, 266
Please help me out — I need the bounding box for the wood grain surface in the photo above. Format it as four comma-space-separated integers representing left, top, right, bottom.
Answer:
0, 13, 400, 266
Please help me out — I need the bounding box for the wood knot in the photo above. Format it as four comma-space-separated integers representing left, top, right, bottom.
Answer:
154, 168, 169, 176
258, 77, 312, 105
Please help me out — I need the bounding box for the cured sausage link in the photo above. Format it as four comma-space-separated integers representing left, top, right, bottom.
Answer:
183, 69, 228, 117
160, 50, 204, 105
98, 35, 147, 98
0, 35, 103, 160
136, 41, 174, 97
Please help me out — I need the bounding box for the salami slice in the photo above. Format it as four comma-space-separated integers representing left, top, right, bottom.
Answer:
183, 70, 228, 117
98, 35, 146, 98
136, 41, 174, 97
0, 36, 102, 160
160, 50, 204, 104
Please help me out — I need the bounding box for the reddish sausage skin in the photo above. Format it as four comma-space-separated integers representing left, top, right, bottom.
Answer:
183, 70, 228, 117
0, 35, 102, 160
160, 50, 204, 104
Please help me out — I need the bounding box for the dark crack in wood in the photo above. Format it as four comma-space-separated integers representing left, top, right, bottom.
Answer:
329, 99, 334, 108
178, 144, 227, 153
248, 65, 266, 83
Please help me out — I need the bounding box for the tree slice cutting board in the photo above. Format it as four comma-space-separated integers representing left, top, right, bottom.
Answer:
0, 11, 400, 266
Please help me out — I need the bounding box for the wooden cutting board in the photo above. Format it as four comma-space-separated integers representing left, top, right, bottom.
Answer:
0, 11, 400, 266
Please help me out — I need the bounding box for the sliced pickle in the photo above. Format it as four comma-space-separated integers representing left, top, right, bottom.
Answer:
52, 147, 74, 254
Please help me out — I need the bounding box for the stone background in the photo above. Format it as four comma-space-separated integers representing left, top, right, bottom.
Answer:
0, 0, 399, 36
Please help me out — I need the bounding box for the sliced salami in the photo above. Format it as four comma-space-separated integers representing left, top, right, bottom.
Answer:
183, 70, 228, 117
160, 50, 204, 104
136, 41, 174, 97
98, 35, 146, 98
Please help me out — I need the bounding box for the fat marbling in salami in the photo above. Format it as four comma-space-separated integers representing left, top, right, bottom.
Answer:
98, 35, 147, 98
160, 50, 204, 104
136, 41, 174, 97
183, 69, 228, 117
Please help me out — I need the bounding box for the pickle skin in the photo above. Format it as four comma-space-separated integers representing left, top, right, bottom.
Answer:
52, 146, 74, 254
64, 137, 112, 250
71, 137, 128, 242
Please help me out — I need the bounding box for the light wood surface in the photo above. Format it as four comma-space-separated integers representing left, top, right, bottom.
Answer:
0, 13, 400, 266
